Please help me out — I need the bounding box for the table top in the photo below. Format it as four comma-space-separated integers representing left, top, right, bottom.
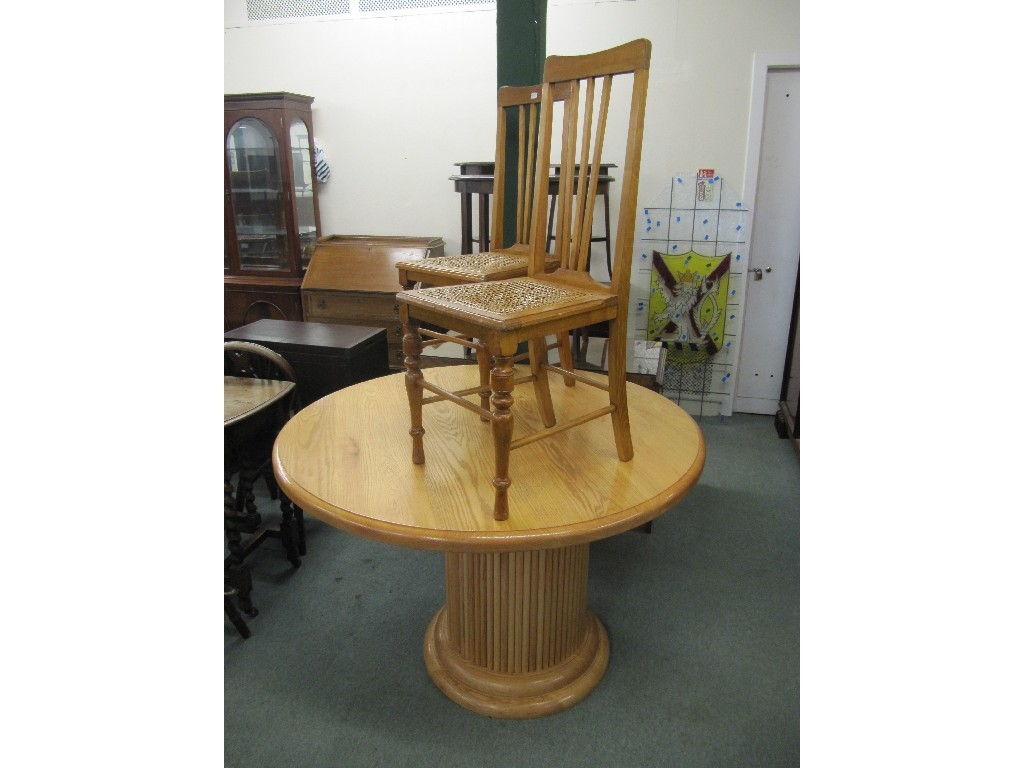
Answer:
225, 319, 386, 355
272, 366, 705, 552
224, 376, 295, 427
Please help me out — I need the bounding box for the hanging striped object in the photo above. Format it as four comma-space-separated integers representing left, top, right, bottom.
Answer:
314, 140, 331, 183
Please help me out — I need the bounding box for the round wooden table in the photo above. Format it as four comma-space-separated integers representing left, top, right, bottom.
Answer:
273, 365, 705, 718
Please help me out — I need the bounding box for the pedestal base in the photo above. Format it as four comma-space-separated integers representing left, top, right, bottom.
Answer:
423, 546, 610, 718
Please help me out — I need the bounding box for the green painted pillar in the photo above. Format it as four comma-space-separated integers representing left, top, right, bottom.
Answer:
496, 0, 546, 248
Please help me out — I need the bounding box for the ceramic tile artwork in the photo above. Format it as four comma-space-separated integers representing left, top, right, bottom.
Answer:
630, 172, 748, 414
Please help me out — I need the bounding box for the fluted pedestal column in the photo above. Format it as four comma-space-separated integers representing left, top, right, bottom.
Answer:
424, 544, 609, 718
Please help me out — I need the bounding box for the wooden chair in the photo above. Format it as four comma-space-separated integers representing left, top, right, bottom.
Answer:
224, 341, 305, 622
225, 340, 297, 383
396, 82, 568, 290
397, 39, 652, 521
396, 82, 575, 410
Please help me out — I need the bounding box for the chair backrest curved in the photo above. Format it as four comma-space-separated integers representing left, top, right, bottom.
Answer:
527, 38, 651, 304
224, 341, 297, 383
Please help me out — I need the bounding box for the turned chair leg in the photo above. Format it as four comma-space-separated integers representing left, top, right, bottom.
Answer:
233, 464, 259, 516
489, 354, 515, 521
402, 319, 426, 465
294, 506, 306, 555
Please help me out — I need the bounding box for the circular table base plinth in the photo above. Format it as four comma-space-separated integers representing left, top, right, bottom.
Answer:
423, 606, 610, 719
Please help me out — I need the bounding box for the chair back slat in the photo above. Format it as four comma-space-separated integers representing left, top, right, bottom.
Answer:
572, 75, 612, 272
492, 85, 547, 252
489, 81, 579, 258
515, 104, 526, 244
567, 76, 596, 270
551, 80, 576, 267
517, 101, 539, 246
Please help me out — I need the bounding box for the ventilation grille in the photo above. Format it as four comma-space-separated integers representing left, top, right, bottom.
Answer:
246, 0, 348, 19
246, 0, 492, 21
359, 0, 488, 10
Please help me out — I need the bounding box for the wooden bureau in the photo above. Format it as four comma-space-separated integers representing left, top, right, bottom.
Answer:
300, 235, 445, 368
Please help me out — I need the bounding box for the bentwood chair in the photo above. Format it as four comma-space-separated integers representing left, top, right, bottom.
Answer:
397, 39, 652, 521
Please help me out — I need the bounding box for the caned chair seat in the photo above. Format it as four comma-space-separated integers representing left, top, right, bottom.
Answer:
397, 251, 531, 287
398, 39, 652, 521
396, 83, 576, 407
401, 274, 613, 327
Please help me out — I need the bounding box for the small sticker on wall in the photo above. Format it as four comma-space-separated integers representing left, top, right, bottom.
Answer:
697, 169, 715, 202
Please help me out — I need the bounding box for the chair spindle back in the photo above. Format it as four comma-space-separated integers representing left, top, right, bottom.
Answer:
491, 83, 572, 253
528, 39, 652, 299
491, 85, 540, 251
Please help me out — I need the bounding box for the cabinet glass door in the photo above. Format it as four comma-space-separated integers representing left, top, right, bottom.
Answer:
227, 118, 288, 271
289, 119, 317, 269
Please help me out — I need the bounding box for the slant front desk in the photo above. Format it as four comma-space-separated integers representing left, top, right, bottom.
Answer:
300, 235, 444, 369
273, 366, 705, 718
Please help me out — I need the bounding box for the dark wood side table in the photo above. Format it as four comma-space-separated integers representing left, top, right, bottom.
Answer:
224, 319, 389, 407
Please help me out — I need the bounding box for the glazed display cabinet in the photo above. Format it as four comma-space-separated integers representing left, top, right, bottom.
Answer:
224, 92, 322, 330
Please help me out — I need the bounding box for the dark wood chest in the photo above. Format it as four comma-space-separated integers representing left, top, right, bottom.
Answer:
224, 319, 389, 407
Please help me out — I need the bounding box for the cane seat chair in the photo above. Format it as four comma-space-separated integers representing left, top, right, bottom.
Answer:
396, 82, 569, 290
397, 38, 652, 521
396, 82, 575, 410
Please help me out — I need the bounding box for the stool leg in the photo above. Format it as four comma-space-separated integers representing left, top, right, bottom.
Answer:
460, 192, 473, 254
479, 193, 490, 252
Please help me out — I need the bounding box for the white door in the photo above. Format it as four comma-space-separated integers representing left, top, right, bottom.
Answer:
735, 67, 800, 414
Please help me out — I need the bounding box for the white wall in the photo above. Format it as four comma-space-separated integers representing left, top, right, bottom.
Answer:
224, 0, 799, 253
